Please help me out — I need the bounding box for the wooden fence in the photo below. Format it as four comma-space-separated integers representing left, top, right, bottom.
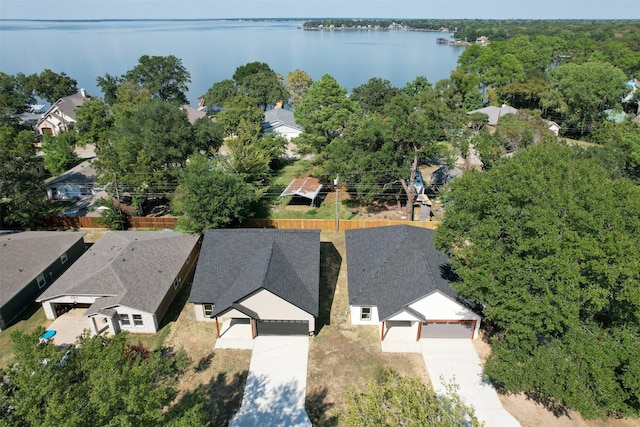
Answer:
243, 218, 439, 231
40, 216, 437, 231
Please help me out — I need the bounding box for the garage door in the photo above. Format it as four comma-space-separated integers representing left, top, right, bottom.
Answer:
256, 320, 309, 336
420, 321, 474, 339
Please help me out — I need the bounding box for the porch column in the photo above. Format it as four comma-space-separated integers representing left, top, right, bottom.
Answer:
89, 317, 99, 335
215, 317, 220, 338
251, 319, 256, 339
107, 317, 119, 335
416, 322, 422, 341
380, 321, 385, 341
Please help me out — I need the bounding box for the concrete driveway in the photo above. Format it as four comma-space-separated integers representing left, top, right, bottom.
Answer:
420, 339, 520, 427
47, 309, 93, 346
230, 336, 311, 427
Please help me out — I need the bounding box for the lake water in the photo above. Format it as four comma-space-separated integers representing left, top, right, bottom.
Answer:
0, 20, 465, 106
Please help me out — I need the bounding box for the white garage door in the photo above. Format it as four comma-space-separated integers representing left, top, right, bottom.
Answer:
420, 321, 474, 339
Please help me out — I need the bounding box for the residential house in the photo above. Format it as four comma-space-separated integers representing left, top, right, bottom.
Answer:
263, 107, 304, 158
190, 229, 320, 338
182, 104, 206, 124
0, 231, 86, 330
475, 35, 490, 46
467, 104, 517, 126
346, 225, 481, 341
45, 159, 97, 201
36, 89, 91, 136
37, 231, 200, 335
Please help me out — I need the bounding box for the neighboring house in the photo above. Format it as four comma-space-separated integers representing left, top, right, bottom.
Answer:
45, 159, 97, 201
36, 89, 91, 136
546, 120, 561, 136
475, 35, 490, 46
262, 107, 303, 141
190, 229, 320, 338
467, 104, 517, 126
430, 166, 463, 188
37, 231, 200, 335
0, 231, 86, 330
346, 225, 482, 341
182, 104, 206, 124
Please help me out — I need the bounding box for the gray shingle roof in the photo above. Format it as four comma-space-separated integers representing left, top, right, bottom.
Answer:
346, 225, 458, 321
0, 231, 85, 306
37, 231, 199, 315
190, 229, 320, 317
467, 105, 517, 125
263, 108, 302, 132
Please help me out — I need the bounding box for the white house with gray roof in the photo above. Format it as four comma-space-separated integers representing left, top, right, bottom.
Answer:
37, 231, 200, 335
346, 225, 481, 341
190, 229, 320, 338
36, 89, 91, 136
0, 231, 86, 330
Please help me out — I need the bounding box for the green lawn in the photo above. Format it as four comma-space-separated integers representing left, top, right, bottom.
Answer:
0, 304, 49, 367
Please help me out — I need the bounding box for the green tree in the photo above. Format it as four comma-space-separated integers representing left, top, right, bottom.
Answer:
216, 95, 264, 137
94, 99, 194, 188
350, 77, 400, 114
294, 74, 360, 154
30, 69, 78, 103
0, 125, 48, 228
92, 197, 127, 230
1, 329, 207, 426
74, 98, 114, 146
435, 142, 640, 418
174, 154, 256, 233
203, 79, 238, 110
342, 369, 482, 427
285, 69, 313, 108
96, 73, 121, 105
41, 132, 79, 175
541, 61, 627, 137
0, 72, 35, 124
321, 112, 405, 202
191, 116, 224, 154
123, 55, 191, 104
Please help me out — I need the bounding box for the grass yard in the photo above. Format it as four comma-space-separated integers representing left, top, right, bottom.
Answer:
0, 304, 52, 367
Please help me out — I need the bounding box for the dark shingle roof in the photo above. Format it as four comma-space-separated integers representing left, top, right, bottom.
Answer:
37, 231, 199, 315
0, 231, 85, 306
190, 229, 320, 317
346, 225, 457, 321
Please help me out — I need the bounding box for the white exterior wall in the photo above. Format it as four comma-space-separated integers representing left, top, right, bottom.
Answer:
41, 295, 102, 319
241, 289, 315, 333
409, 291, 482, 339
272, 125, 302, 141
350, 305, 380, 325
115, 306, 158, 334
194, 303, 215, 322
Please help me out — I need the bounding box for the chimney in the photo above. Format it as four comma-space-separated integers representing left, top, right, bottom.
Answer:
80, 88, 87, 98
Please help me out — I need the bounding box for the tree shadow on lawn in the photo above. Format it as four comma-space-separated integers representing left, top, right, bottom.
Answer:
316, 241, 341, 335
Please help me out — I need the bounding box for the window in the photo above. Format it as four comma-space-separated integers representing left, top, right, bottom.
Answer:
203, 304, 214, 318
132, 314, 143, 327
360, 307, 372, 321
120, 314, 131, 326
60, 252, 68, 264
173, 276, 181, 290
37, 273, 46, 289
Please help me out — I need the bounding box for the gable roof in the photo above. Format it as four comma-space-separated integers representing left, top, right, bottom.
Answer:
45, 159, 96, 188
280, 177, 323, 201
467, 104, 517, 126
190, 229, 320, 317
263, 107, 302, 132
0, 231, 85, 306
346, 225, 459, 321
182, 104, 206, 124
37, 231, 199, 315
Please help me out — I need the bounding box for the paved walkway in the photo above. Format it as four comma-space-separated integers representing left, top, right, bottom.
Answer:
230, 336, 311, 427
47, 309, 92, 346
420, 339, 520, 427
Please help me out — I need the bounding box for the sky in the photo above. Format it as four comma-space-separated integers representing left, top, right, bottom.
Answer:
2, 0, 639, 20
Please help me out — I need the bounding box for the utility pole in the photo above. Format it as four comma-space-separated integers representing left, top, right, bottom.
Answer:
113, 173, 121, 212
334, 175, 339, 232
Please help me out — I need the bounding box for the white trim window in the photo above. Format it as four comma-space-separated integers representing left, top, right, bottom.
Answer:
132, 314, 143, 327
173, 276, 181, 290
120, 314, 131, 327
203, 304, 213, 318
36, 273, 46, 289
360, 307, 372, 321
60, 252, 68, 264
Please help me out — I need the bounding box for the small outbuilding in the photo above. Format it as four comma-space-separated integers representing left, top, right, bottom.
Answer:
0, 231, 86, 330
280, 177, 324, 207
190, 229, 320, 339
346, 225, 481, 341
